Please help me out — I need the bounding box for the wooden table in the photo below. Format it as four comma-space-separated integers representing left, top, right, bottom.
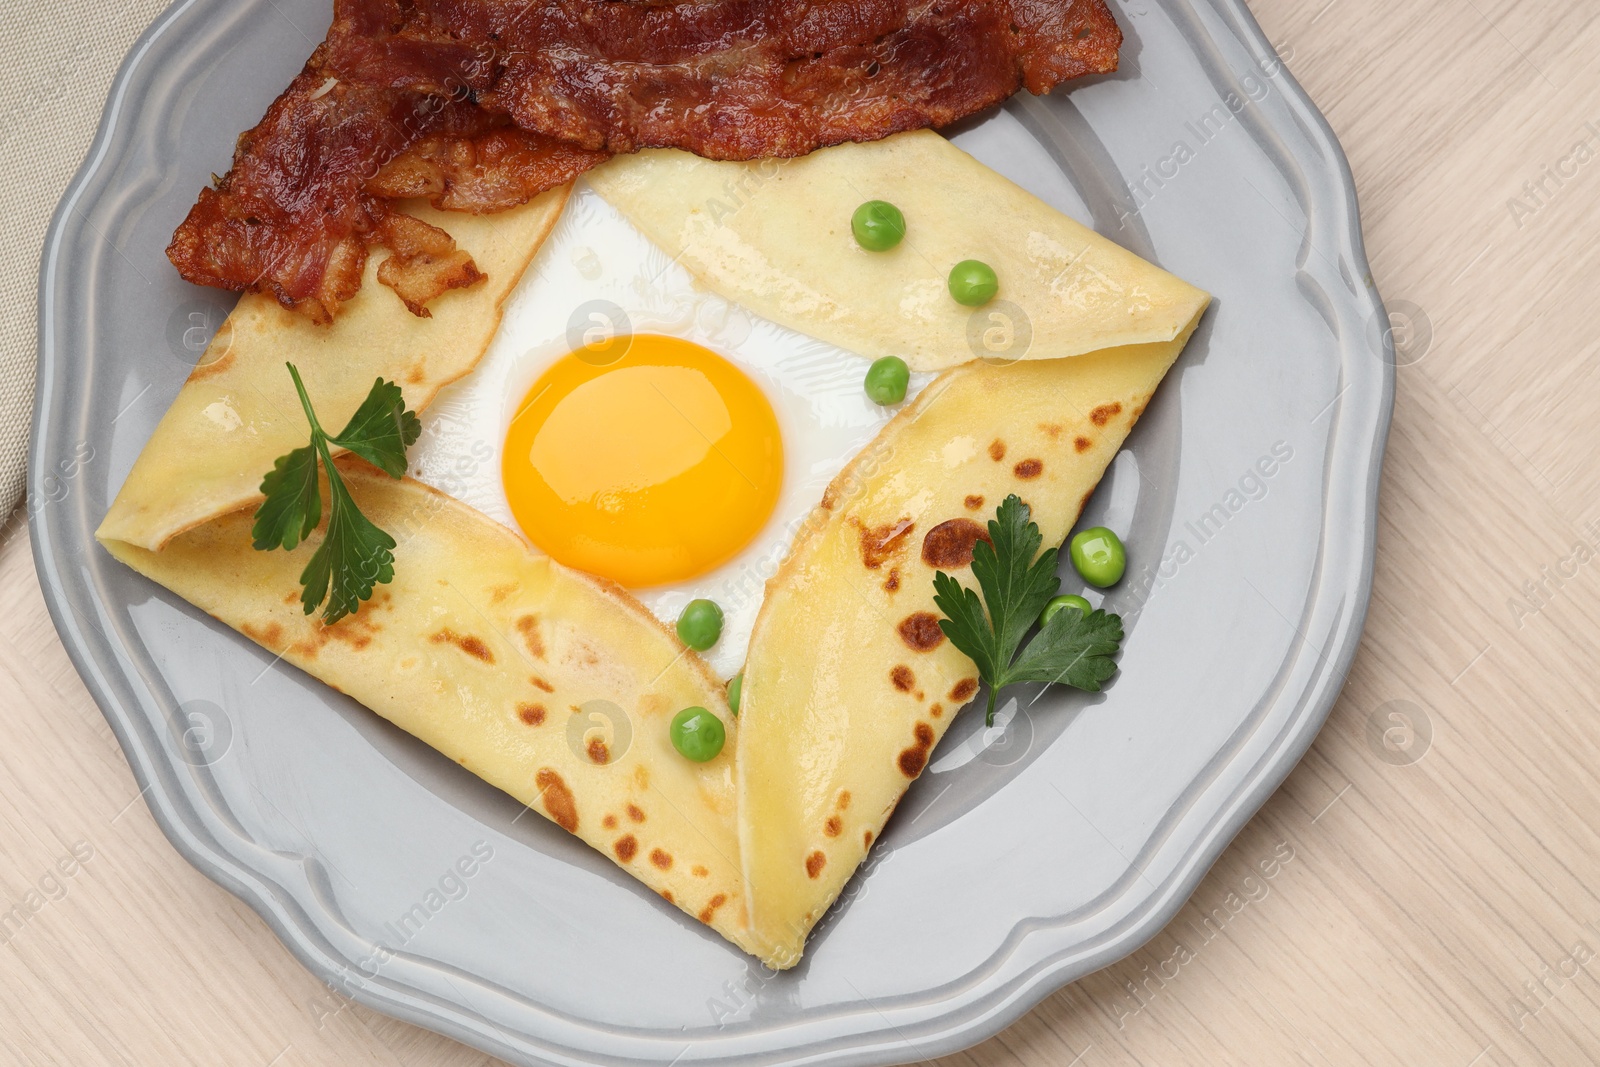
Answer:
5, 1, 1599, 1064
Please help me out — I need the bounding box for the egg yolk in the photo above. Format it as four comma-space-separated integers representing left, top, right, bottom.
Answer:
503, 335, 784, 588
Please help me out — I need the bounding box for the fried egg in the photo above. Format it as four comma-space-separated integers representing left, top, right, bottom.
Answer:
410, 184, 929, 676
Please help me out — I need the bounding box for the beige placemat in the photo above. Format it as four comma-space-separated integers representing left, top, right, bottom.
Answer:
0, 1, 170, 518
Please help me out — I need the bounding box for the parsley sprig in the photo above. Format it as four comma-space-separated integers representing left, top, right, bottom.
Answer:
252, 364, 421, 624
933, 495, 1124, 725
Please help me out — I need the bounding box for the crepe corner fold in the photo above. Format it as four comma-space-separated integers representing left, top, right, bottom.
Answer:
587, 128, 1210, 372
99, 462, 761, 957
735, 305, 1208, 967
98, 188, 569, 553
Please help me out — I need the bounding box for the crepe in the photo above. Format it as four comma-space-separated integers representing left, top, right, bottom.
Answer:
102, 462, 756, 952
586, 130, 1208, 371
100, 189, 569, 552
737, 321, 1205, 966
99, 131, 1210, 970
99, 181, 770, 953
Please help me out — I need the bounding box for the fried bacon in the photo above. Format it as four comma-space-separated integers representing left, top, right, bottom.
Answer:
166, 47, 606, 322
169, 0, 1120, 321
366, 125, 606, 213
325, 0, 1123, 159
373, 211, 485, 315
165, 62, 398, 323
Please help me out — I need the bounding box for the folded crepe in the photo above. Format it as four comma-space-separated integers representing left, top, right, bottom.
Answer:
736, 331, 1200, 965
587, 129, 1203, 371
104, 460, 755, 949
98, 133, 1208, 968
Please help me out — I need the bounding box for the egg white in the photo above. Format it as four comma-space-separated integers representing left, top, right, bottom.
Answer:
410, 182, 931, 678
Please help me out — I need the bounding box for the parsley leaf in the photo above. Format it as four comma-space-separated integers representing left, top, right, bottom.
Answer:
932, 572, 1004, 687
251, 445, 320, 551
933, 495, 1124, 725
252, 364, 415, 624
1008, 605, 1123, 691
327, 378, 422, 477
296, 471, 398, 623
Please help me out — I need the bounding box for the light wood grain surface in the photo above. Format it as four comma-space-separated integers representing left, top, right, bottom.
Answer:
7, 0, 1600, 1064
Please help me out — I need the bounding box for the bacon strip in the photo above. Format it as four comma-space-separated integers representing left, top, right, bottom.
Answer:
326, 0, 1123, 158
166, 47, 605, 322
169, 0, 1119, 322
366, 125, 607, 214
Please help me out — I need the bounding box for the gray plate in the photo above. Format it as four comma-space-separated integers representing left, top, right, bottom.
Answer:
31, 1, 1392, 1064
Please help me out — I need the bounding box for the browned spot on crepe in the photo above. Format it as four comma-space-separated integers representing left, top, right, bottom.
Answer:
241, 621, 284, 648
1014, 458, 1043, 479
921, 518, 992, 567
431, 628, 492, 663
517, 702, 546, 725
536, 769, 578, 832
898, 722, 936, 778
515, 614, 545, 659
806, 851, 827, 879
287, 600, 389, 658
187, 345, 236, 381
898, 612, 945, 652
1090, 402, 1123, 426
891, 665, 916, 692
853, 516, 915, 569
698, 893, 728, 924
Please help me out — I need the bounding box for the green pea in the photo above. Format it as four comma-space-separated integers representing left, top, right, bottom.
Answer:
1070, 527, 1126, 588
670, 706, 726, 762
1040, 594, 1093, 627
676, 599, 723, 650
948, 259, 999, 307
727, 672, 743, 717
851, 200, 906, 251
863, 356, 910, 405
